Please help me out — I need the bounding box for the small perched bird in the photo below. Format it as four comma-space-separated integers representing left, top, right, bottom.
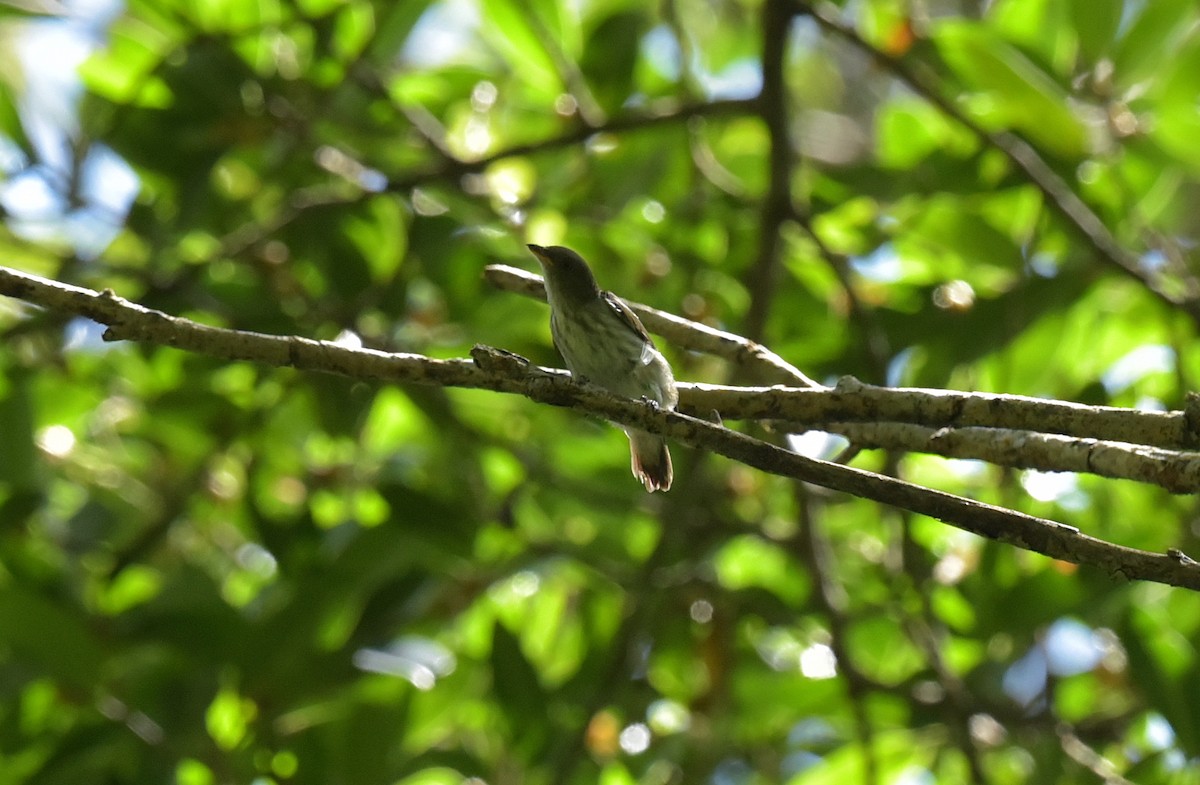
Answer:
527, 244, 678, 492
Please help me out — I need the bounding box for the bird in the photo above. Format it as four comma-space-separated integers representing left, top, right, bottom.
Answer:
527, 244, 678, 492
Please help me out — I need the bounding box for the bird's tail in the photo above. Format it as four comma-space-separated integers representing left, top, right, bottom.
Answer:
627, 429, 672, 492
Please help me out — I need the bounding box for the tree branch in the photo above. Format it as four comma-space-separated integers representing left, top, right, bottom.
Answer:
217, 98, 758, 263
683, 378, 1200, 451
741, 0, 797, 345
791, 0, 1200, 324
828, 421, 1200, 493
2, 264, 1199, 589
385, 97, 759, 194
486, 263, 1200, 488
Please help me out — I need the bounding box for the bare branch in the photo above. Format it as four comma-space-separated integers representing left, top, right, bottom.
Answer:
486, 264, 1200, 487
3, 264, 1200, 590
486, 264, 1200, 452
683, 379, 1200, 451
828, 422, 1200, 493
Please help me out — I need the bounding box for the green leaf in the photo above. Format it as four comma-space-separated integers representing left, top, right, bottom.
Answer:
344, 196, 408, 283
934, 20, 1087, 159
205, 686, 257, 750
0, 587, 106, 687
648, 638, 710, 701
190, 0, 284, 33
0, 368, 36, 489
0, 65, 30, 153
787, 728, 938, 784
712, 535, 808, 605
332, 1, 375, 63
1123, 601, 1200, 753
580, 11, 646, 114
1153, 105, 1200, 175
490, 622, 549, 753
989, 0, 1074, 74
875, 98, 963, 169
395, 768, 470, 785
79, 17, 178, 105
367, 0, 433, 63
295, 0, 342, 17
479, 0, 561, 97
898, 197, 1026, 275
846, 616, 926, 685
1113, 0, 1197, 86
1068, 0, 1122, 62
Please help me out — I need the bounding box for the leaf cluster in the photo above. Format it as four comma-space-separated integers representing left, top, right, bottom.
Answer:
2, 0, 1200, 783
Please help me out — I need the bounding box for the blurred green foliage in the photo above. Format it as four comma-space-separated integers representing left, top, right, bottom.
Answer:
2, 0, 1200, 783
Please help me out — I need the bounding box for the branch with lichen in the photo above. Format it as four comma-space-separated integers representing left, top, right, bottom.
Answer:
2, 263, 1200, 590
486, 263, 1200, 490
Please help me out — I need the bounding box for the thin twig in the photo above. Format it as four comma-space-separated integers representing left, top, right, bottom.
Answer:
385, 98, 758, 193
791, 0, 1200, 324
793, 211, 893, 375
1057, 725, 1136, 785
793, 485, 879, 785
216, 98, 757, 262
742, 0, 797, 345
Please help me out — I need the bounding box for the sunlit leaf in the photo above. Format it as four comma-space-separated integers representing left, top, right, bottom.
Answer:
934, 20, 1087, 158
479, 0, 561, 98
2, 0, 1198, 781
1068, 0, 1122, 62
1113, 0, 1197, 86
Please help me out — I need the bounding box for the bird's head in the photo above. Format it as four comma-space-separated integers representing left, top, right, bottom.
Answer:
527, 244, 601, 305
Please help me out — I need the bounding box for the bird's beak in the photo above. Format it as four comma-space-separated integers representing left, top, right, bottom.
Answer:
527, 244, 550, 265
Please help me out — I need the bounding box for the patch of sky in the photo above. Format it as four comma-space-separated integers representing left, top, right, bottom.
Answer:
1043, 618, 1104, 676
786, 430, 848, 459
1020, 470, 1089, 511
851, 243, 903, 283
642, 25, 681, 81
886, 345, 917, 387
1101, 344, 1174, 395
64, 315, 113, 352
699, 58, 761, 100
1004, 618, 1107, 707
1139, 249, 1167, 273
400, 0, 480, 69
1002, 645, 1047, 707
1027, 251, 1058, 278
3, 0, 138, 260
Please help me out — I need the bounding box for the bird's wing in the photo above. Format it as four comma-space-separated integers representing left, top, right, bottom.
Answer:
601, 290, 651, 343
